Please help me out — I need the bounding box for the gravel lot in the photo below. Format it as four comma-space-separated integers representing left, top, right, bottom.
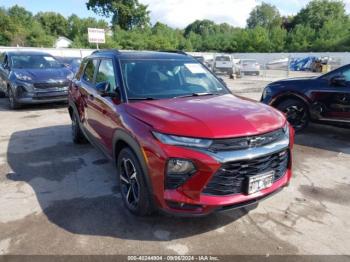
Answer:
0, 74, 349, 256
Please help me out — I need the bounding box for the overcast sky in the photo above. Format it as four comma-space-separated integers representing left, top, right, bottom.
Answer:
1, 0, 350, 28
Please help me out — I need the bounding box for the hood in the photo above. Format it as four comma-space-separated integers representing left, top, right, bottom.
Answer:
126, 94, 286, 139
14, 68, 72, 82
273, 76, 317, 85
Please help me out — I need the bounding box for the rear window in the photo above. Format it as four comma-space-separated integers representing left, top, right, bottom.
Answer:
242, 60, 257, 64
216, 56, 231, 62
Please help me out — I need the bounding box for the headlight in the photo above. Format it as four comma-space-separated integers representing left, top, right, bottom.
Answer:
14, 72, 32, 81
153, 132, 212, 148
67, 72, 74, 80
262, 86, 272, 100
283, 122, 290, 137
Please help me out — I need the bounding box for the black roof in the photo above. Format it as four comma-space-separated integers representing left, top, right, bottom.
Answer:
5, 51, 53, 56
89, 50, 194, 60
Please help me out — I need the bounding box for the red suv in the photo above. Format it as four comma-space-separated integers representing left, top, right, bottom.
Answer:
68, 50, 294, 216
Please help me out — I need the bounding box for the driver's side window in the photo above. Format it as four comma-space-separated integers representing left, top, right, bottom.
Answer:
95, 59, 116, 92
341, 68, 350, 82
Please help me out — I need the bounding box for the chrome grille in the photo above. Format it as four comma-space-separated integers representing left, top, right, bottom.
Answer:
34, 81, 69, 89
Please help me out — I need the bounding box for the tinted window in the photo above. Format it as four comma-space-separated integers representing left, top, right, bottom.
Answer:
321, 65, 350, 82
11, 55, 63, 69
82, 59, 98, 83
95, 59, 116, 92
343, 68, 350, 81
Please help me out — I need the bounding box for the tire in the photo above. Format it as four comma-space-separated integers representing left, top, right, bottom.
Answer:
277, 98, 309, 132
71, 111, 87, 144
117, 148, 153, 216
8, 87, 21, 109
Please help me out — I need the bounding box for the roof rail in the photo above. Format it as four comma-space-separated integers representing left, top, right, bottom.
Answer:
91, 49, 121, 55
158, 50, 189, 56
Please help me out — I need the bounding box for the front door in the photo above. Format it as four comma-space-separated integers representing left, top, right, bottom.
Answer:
85, 58, 122, 153
318, 66, 350, 122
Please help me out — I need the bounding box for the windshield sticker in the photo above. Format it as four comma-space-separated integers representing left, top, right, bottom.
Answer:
185, 63, 206, 74
44, 56, 55, 61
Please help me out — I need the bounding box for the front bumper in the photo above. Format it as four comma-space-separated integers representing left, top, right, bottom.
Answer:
12, 80, 69, 104
147, 129, 293, 216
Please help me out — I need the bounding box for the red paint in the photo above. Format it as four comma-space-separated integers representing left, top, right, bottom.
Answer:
70, 86, 294, 216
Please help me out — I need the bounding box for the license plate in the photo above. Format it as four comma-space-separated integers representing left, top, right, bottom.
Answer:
247, 171, 275, 194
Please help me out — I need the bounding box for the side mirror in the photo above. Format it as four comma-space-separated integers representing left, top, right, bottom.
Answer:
96, 81, 121, 99
96, 81, 110, 94
330, 75, 346, 86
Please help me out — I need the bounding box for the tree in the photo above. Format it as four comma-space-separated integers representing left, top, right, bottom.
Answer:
184, 20, 218, 37
247, 2, 282, 29
35, 12, 68, 37
287, 25, 315, 51
293, 0, 348, 31
68, 16, 108, 48
86, 0, 150, 30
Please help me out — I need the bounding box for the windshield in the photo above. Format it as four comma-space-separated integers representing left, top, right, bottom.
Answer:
121, 59, 229, 100
11, 55, 63, 69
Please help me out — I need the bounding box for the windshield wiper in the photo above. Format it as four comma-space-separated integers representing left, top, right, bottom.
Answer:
128, 97, 157, 101
174, 93, 219, 99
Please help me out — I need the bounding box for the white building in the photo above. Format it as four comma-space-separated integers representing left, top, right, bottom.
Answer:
53, 36, 73, 48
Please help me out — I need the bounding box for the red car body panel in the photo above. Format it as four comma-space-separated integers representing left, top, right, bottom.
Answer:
69, 51, 294, 216
126, 94, 286, 138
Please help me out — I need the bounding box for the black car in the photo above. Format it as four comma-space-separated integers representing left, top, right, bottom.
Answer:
0, 51, 74, 109
261, 64, 350, 131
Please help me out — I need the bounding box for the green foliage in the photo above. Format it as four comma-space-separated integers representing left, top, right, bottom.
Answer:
247, 2, 282, 29
1, 0, 350, 52
86, 0, 150, 30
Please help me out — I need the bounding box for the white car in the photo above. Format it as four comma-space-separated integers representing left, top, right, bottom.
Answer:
237, 59, 261, 76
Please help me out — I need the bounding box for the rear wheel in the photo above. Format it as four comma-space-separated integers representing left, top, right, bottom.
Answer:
277, 98, 309, 131
118, 148, 153, 216
71, 111, 87, 144
8, 87, 20, 109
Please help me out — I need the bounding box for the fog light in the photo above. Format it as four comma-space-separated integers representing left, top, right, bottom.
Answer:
167, 159, 196, 175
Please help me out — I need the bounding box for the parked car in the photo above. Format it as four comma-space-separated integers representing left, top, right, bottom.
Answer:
0, 51, 73, 109
69, 50, 294, 216
56, 56, 82, 74
212, 55, 234, 77
193, 56, 205, 64
237, 59, 261, 76
261, 64, 350, 131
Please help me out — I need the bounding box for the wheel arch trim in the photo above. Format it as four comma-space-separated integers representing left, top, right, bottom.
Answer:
271, 92, 310, 108
112, 129, 154, 199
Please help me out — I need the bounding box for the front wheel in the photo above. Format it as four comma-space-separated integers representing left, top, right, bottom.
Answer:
8, 88, 21, 109
118, 148, 153, 216
277, 99, 309, 131
71, 111, 87, 144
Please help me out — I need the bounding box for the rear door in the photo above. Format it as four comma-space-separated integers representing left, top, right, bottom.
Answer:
79, 58, 100, 139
